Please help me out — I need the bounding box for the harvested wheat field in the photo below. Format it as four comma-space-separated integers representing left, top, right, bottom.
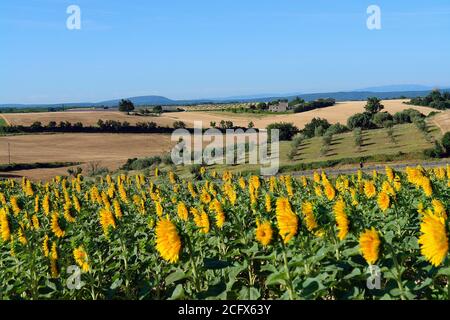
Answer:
161, 99, 437, 129
432, 110, 450, 133
0, 133, 174, 180
1, 110, 176, 127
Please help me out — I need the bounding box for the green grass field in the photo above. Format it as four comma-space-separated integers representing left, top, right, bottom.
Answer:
291, 123, 439, 162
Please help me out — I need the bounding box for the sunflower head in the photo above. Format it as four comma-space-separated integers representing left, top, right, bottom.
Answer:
73, 246, 90, 272
418, 213, 448, 267
255, 220, 273, 246
155, 218, 182, 263
364, 181, 377, 199
377, 192, 390, 212
359, 228, 381, 265
276, 197, 298, 244
333, 199, 349, 241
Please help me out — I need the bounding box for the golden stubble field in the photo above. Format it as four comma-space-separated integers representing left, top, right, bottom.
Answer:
432, 110, 450, 133
0, 133, 174, 180
2, 100, 437, 130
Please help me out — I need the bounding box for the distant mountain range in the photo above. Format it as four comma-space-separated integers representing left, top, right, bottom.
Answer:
355, 84, 438, 92
1, 85, 449, 109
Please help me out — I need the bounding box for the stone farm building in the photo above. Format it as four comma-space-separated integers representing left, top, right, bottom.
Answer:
268, 101, 289, 112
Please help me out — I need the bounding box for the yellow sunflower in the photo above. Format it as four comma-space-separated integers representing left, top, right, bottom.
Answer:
364, 181, 377, 199
73, 246, 90, 272
377, 192, 390, 212
177, 202, 189, 221
51, 212, 65, 238
301, 201, 319, 232
333, 199, 349, 241
265, 194, 272, 213
0, 208, 11, 242
323, 183, 336, 201
359, 228, 381, 265
276, 197, 298, 243
155, 218, 182, 263
432, 199, 447, 220
418, 213, 448, 267
420, 177, 433, 197
255, 220, 273, 246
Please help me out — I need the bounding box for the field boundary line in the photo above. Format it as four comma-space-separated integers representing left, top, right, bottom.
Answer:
0, 114, 11, 126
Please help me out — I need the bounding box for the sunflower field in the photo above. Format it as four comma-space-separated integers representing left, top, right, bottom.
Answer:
0, 165, 449, 300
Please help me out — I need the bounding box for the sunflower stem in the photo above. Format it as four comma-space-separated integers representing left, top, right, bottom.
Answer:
389, 244, 406, 300
186, 235, 201, 293
119, 237, 131, 298
281, 240, 295, 300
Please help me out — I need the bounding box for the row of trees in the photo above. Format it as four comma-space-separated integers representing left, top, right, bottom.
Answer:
408, 89, 450, 110
291, 98, 336, 113
346, 98, 427, 130
0, 120, 176, 134
0, 119, 252, 134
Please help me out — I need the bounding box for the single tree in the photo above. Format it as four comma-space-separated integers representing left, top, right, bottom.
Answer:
365, 97, 384, 114
118, 99, 135, 113
153, 105, 163, 114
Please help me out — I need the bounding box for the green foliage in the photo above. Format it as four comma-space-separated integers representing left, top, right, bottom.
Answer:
293, 98, 336, 113
153, 105, 163, 114
325, 123, 349, 135
121, 156, 163, 171
173, 121, 186, 129
314, 126, 325, 137
0, 162, 80, 172
353, 128, 363, 148
256, 102, 268, 110
118, 99, 135, 113
219, 120, 234, 129
266, 122, 299, 141
408, 89, 450, 110
423, 141, 445, 158
364, 97, 384, 114
387, 127, 396, 144
86, 162, 110, 177
372, 112, 393, 127
347, 112, 373, 130
301, 118, 331, 138
393, 109, 425, 124
441, 132, 450, 154
322, 133, 333, 146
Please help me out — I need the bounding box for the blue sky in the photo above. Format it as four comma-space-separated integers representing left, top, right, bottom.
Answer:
1, 0, 450, 104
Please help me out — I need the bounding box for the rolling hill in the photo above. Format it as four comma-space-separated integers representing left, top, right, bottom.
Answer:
2, 87, 450, 109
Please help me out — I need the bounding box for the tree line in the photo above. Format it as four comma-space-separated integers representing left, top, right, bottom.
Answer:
290, 98, 336, 113
407, 89, 450, 110
0, 119, 251, 134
